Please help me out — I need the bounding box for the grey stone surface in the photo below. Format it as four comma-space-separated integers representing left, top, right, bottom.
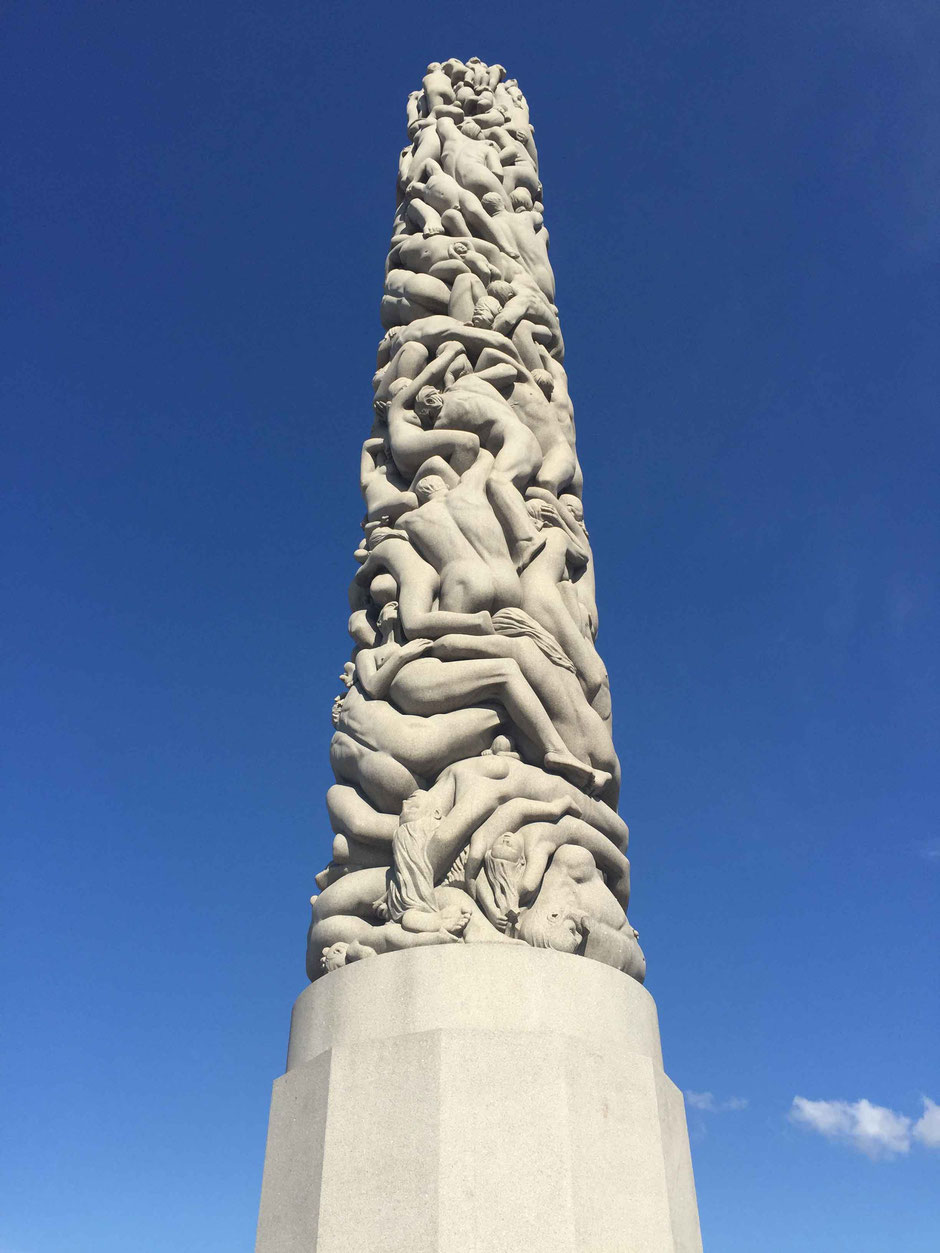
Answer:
256, 57, 703, 1250
256, 946, 702, 1252
309, 55, 643, 981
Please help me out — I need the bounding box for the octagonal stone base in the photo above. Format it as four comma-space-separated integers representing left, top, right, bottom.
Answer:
255, 945, 702, 1252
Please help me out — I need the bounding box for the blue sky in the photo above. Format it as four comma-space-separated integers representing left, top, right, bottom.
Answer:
2, 2, 938, 1249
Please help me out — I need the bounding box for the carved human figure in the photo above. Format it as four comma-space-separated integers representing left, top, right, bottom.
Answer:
353, 532, 497, 639
376, 315, 524, 373
353, 602, 600, 790
335, 665, 502, 778
434, 116, 510, 207
470, 347, 582, 495
512, 843, 646, 981
519, 497, 610, 719
312, 59, 636, 980
359, 438, 418, 523
424, 628, 617, 804
387, 234, 496, 286
413, 345, 543, 489
480, 189, 554, 301
398, 447, 532, 610
380, 347, 481, 477
307, 869, 512, 979
406, 161, 520, 257
422, 62, 462, 117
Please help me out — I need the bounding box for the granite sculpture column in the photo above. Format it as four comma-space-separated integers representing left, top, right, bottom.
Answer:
256, 58, 703, 1253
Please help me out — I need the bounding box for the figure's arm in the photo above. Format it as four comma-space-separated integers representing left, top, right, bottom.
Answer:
402, 606, 494, 640
458, 446, 496, 492
395, 559, 494, 639
519, 816, 631, 909
409, 456, 460, 490
464, 795, 577, 885
472, 362, 518, 388
352, 548, 396, 592
474, 345, 531, 382
354, 640, 431, 701
539, 507, 589, 569
392, 341, 464, 413
359, 437, 385, 486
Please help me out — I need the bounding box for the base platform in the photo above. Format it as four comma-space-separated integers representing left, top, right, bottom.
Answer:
256, 944, 702, 1252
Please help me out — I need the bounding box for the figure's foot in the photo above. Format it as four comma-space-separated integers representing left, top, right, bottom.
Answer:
423, 224, 445, 237
371, 893, 391, 921
438, 897, 473, 936
586, 768, 612, 798
321, 943, 350, 973
346, 940, 378, 964
315, 862, 348, 891
554, 793, 583, 820
532, 368, 554, 396
543, 749, 595, 790
514, 533, 547, 572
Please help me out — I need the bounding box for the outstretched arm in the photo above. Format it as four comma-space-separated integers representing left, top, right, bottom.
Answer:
464, 794, 578, 886
409, 455, 461, 491
354, 640, 432, 701
391, 341, 465, 414
516, 816, 631, 909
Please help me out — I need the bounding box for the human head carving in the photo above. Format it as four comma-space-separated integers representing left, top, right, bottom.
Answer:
486, 280, 513, 305
532, 368, 554, 398
481, 191, 505, 216
414, 384, 444, 422
414, 475, 447, 503
559, 493, 584, 523
470, 296, 500, 327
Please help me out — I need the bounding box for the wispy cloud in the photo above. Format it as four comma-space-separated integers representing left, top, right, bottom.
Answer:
686, 1090, 748, 1112
913, 1097, 940, 1148
790, 1096, 940, 1159
917, 838, 940, 865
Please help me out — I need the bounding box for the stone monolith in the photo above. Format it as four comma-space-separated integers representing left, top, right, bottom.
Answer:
256, 56, 703, 1253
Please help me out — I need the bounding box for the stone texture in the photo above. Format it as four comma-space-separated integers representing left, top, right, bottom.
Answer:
256, 56, 703, 1250
309, 55, 644, 983
256, 946, 701, 1252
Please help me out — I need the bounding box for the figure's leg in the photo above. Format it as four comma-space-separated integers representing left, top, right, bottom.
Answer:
330, 832, 392, 871
312, 866, 390, 923
406, 197, 445, 236
440, 206, 472, 237
374, 342, 429, 406
448, 272, 486, 322
486, 470, 544, 568
506, 318, 547, 374
388, 420, 480, 478
327, 783, 398, 847
330, 732, 419, 812
395, 706, 502, 776
406, 652, 594, 787
404, 272, 451, 313
534, 443, 577, 496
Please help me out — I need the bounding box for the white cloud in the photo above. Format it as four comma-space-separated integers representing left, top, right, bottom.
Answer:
790, 1095, 940, 1159
913, 1097, 940, 1149
685, 1090, 748, 1112
918, 838, 940, 864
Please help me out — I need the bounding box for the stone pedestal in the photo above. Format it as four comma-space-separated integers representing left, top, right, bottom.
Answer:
256, 945, 702, 1252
